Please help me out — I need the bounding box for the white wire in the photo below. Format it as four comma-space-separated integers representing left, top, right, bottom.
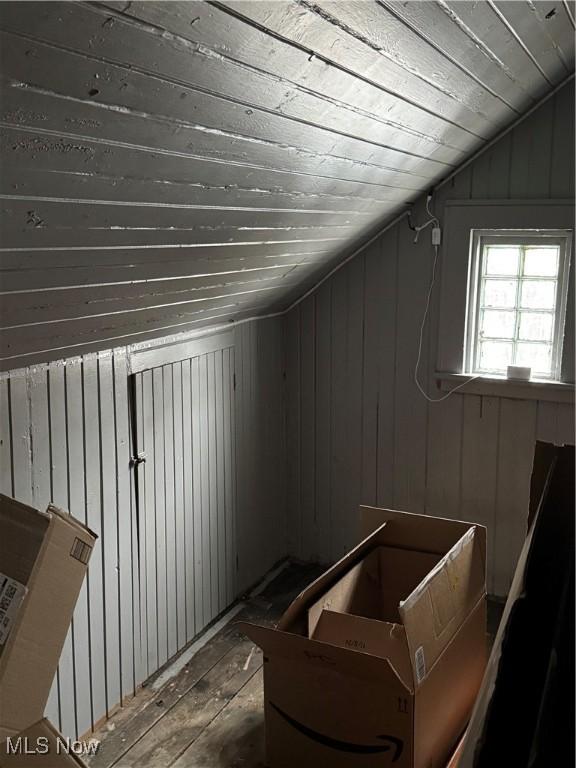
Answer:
413, 243, 480, 403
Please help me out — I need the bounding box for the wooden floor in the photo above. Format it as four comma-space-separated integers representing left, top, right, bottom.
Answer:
86, 563, 323, 768
87, 562, 503, 768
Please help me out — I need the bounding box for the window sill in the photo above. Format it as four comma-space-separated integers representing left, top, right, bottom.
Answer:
435, 372, 575, 404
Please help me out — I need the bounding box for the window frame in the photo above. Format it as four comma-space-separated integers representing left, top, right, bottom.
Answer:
464, 229, 572, 381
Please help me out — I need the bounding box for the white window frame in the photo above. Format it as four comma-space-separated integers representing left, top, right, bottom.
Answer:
464, 229, 572, 381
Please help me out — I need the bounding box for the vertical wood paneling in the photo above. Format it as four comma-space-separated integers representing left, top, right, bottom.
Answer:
198, 353, 211, 627
284, 308, 301, 558
1, 319, 284, 738
493, 399, 538, 595
284, 80, 575, 596
171, 362, 185, 649
222, 347, 235, 606
48, 361, 68, 732
181, 360, 195, 643
98, 353, 121, 715
393, 209, 429, 514
113, 350, 135, 700
152, 366, 167, 667
551, 81, 575, 197
329, 269, 349, 561
82, 355, 107, 728
162, 364, 177, 659
29, 367, 50, 506
207, 352, 218, 620
29, 365, 61, 727
10, 371, 32, 504
65, 358, 90, 737
190, 356, 203, 633
141, 368, 157, 677
57, 360, 79, 739
375, 227, 399, 510
214, 350, 226, 614
131, 368, 145, 689
299, 297, 316, 561
461, 396, 501, 595
314, 284, 332, 559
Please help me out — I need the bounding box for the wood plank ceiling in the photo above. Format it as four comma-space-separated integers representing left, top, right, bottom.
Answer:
0, 0, 574, 368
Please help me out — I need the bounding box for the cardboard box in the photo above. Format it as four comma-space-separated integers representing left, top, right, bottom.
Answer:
239, 507, 487, 768
0, 493, 97, 765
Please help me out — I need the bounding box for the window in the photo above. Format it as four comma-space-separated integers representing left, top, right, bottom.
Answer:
465, 230, 571, 380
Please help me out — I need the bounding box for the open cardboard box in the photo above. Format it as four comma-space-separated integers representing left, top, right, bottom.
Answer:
0, 495, 97, 766
239, 507, 487, 768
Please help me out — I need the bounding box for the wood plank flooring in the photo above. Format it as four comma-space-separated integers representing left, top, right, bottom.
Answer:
86, 563, 323, 768
86, 562, 503, 768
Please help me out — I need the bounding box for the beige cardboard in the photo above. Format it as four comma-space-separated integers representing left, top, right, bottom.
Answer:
0, 495, 97, 737
262, 652, 412, 768
312, 610, 413, 689
360, 506, 486, 567
400, 527, 485, 683
240, 507, 487, 768
308, 546, 442, 636
414, 598, 486, 768
0, 719, 88, 767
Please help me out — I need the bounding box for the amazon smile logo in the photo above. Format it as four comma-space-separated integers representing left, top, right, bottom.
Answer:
270, 702, 403, 761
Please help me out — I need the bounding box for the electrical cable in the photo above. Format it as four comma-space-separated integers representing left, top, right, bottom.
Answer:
413, 198, 481, 403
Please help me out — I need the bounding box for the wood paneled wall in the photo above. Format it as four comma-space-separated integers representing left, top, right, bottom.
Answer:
0, 318, 286, 738
284, 81, 575, 597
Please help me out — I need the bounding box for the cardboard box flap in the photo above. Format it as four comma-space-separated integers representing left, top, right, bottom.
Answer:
307, 549, 381, 637
399, 526, 485, 687
237, 621, 411, 690
311, 611, 414, 690
278, 523, 390, 633
46, 503, 98, 541
360, 506, 485, 565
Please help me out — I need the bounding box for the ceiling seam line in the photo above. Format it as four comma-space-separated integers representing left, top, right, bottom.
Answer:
376, 0, 523, 114
2, 20, 463, 162
206, 0, 490, 142
298, 0, 519, 120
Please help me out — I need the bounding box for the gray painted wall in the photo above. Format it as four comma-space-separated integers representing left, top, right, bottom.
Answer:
284, 81, 575, 597
0, 317, 286, 739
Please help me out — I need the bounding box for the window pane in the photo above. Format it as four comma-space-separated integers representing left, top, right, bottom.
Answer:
516, 343, 552, 375
484, 246, 520, 276
480, 310, 516, 339
520, 280, 556, 310
523, 247, 559, 277
483, 279, 517, 308
519, 312, 554, 342
478, 341, 513, 372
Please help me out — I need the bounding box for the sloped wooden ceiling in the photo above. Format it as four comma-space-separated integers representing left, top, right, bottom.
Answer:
0, 0, 574, 367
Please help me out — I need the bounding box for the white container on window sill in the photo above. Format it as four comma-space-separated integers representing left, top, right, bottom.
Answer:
506, 365, 532, 381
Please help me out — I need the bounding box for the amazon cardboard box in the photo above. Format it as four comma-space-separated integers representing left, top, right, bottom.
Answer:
0, 494, 96, 765
239, 507, 487, 768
